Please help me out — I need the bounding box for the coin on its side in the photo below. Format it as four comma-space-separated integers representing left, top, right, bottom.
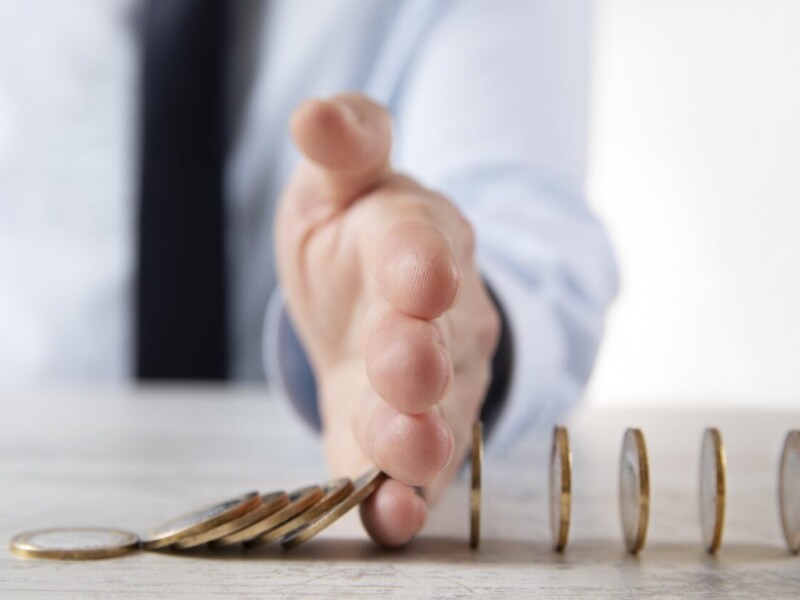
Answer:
174, 491, 289, 549
10, 527, 139, 560
699, 427, 726, 554
210, 485, 324, 548
549, 425, 572, 552
619, 428, 649, 554
779, 430, 800, 554
244, 478, 353, 549
141, 492, 261, 550
471, 420, 483, 549
282, 468, 387, 550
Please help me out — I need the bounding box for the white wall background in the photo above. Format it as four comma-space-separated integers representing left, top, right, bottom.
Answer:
586, 0, 800, 407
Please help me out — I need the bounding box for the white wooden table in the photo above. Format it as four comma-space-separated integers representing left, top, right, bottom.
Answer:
1, 388, 798, 598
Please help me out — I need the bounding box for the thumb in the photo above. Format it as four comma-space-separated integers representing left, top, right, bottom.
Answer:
288, 93, 393, 210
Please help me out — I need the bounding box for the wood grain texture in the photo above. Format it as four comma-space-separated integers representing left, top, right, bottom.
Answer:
1, 388, 799, 598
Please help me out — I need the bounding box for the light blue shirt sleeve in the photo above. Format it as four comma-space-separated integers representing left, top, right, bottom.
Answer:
264, 0, 618, 453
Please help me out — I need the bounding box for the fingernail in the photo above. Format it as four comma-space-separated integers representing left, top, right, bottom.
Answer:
331, 98, 361, 127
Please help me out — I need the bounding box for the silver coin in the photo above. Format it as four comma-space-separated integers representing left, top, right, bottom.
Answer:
779, 430, 800, 554
142, 491, 261, 550
619, 428, 649, 554
549, 425, 572, 552
699, 427, 726, 553
10, 527, 139, 560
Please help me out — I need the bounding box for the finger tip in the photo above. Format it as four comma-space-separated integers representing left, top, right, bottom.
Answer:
360, 479, 427, 548
290, 98, 360, 168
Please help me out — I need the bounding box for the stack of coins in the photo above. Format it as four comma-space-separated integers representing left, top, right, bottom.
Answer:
9, 467, 387, 560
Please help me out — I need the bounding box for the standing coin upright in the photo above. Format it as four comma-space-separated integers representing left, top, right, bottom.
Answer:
619, 428, 650, 554
141, 492, 261, 550
779, 430, 800, 554
699, 427, 726, 554
10, 528, 139, 560
282, 468, 387, 550
470, 420, 484, 549
549, 425, 572, 552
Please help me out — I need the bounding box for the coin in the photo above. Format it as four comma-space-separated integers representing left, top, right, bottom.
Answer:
141, 491, 261, 550
699, 427, 726, 554
779, 430, 800, 554
549, 425, 572, 552
471, 420, 483, 549
173, 491, 289, 549
10, 527, 139, 560
209, 485, 324, 548
619, 428, 649, 554
244, 478, 353, 549
282, 468, 387, 550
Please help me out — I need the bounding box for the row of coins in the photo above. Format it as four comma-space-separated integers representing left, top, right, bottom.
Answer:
9, 469, 386, 560
548, 427, 800, 555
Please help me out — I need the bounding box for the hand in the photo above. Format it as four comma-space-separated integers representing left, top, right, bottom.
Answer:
275, 94, 500, 547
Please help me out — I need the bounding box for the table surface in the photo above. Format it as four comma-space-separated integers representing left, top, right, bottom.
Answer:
1, 388, 798, 599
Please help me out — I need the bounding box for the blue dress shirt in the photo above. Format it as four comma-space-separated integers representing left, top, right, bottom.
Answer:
0, 0, 617, 452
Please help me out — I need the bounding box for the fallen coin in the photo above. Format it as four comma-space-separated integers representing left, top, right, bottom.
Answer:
174, 491, 289, 549
142, 492, 261, 550
619, 428, 649, 554
210, 485, 323, 548
779, 429, 800, 554
699, 427, 726, 554
282, 468, 387, 550
244, 478, 353, 549
10, 527, 139, 560
549, 425, 572, 552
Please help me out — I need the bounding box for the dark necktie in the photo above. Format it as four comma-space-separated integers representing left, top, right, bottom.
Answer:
136, 0, 228, 380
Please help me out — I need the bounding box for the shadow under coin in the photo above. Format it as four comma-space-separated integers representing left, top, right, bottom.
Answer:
562, 539, 790, 568
143, 537, 793, 568
278, 536, 542, 565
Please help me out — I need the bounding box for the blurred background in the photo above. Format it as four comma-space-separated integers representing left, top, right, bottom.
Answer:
587, 0, 800, 407
1, 1, 798, 409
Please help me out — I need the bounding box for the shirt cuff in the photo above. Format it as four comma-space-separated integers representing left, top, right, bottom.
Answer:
477, 251, 585, 455
263, 288, 321, 432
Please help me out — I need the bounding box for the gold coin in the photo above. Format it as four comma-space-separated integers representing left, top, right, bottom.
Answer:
549, 425, 572, 552
282, 468, 387, 550
10, 527, 139, 560
173, 491, 289, 549
141, 491, 261, 550
470, 420, 483, 549
699, 427, 726, 554
244, 478, 353, 549
619, 428, 649, 554
209, 485, 323, 548
779, 430, 800, 554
